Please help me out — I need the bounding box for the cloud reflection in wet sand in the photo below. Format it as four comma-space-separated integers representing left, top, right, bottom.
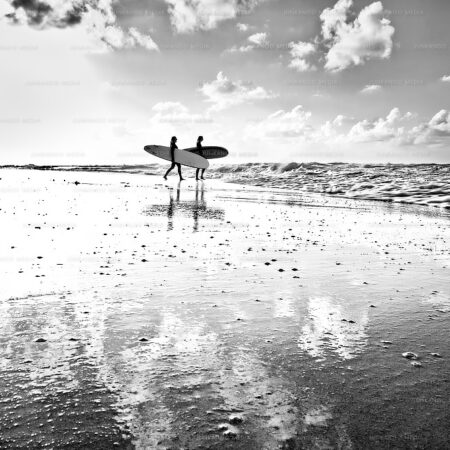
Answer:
0, 292, 131, 448
97, 308, 306, 448
299, 296, 368, 360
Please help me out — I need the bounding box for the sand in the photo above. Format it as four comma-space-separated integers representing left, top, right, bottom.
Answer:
0, 168, 449, 449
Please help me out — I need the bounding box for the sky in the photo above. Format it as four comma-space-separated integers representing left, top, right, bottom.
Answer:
0, 0, 449, 164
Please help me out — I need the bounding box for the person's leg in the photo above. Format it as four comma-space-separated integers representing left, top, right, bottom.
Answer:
201, 169, 205, 179
196, 168, 199, 180
164, 162, 175, 179
177, 163, 184, 180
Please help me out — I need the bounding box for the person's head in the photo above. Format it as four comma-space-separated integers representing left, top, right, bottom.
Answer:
197, 136, 203, 142
171, 136, 177, 143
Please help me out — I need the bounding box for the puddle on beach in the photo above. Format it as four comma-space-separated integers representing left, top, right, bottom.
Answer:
0, 169, 449, 449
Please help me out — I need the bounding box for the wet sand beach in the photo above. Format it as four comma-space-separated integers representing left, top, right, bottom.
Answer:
1, 168, 449, 449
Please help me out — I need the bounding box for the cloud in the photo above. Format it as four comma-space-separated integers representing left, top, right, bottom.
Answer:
441, 75, 450, 83
127, 27, 159, 51
199, 71, 275, 111
288, 41, 317, 72
237, 22, 249, 32
347, 108, 413, 143
164, 0, 259, 33
320, 0, 352, 41
246, 105, 313, 138
428, 110, 450, 135
409, 110, 450, 145
246, 105, 450, 148
226, 31, 268, 53
344, 109, 450, 146
360, 84, 382, 94
288, 0, 394, 72
323, 1, 395, 72
151, 102, 211, 124
247, 32, 267, 46
4, 0, 86, 27
2, 0, 158, 51
316, 114, 351, 140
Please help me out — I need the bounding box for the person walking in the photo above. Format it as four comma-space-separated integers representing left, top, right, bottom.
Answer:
195, 136, 206, 181
163, 136, 184, 181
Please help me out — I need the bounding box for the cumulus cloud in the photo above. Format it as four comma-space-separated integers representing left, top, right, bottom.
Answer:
246, 105, 313, 138
237, 22, 249, 32
323, 1, 394, 72
409, 110, 450, 145
226, 31, 269, 53
2, 0, 158, 51
360, 84, 382, 94
320, 0, 352, 41
428, 110, 450, 135
4, 0, 87, 27
344, 109, 450, 146
199, 71, 275, 111
164, 0, 259, 33
288, 41, 317, 72
441, 75, 450, 83
246, 104, 450, 149
247, 32, 267, 46
347, 108, 413, 143
151, 102, 211, 124
246, 105, 450, 148
288, 0, 394, 72
316, 114, 351, 140
127, 27, 159, 51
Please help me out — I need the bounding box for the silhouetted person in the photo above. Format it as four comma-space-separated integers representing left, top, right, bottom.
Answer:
164, 136, 184, 181
195, 136, 206, 181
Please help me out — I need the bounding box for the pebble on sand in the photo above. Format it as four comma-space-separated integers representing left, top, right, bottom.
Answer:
139, 337, 149, 342
431, 353, 442, 358
223, 429, 238, 438
402, 352, 418, 360
229, 414, 243, 424
35, 338, 47, 343
411, 361, 423, 368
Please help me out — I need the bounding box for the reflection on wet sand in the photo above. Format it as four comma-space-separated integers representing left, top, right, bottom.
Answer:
143, 181, 225, 232
102, 308, 341, 448
0, 292, 131, 448
0, 290, 352, 448
298, 296, 368, 360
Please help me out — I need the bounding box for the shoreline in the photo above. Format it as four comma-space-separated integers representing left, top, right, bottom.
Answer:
2, 164, 450, 214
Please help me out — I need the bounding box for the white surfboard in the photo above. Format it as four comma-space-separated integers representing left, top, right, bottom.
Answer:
144, 145, 209, 169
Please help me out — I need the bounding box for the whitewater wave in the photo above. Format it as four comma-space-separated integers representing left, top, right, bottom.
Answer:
207, 162, 450, 210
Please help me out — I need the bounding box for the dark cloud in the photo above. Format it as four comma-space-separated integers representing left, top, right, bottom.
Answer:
6, 0, 89, 28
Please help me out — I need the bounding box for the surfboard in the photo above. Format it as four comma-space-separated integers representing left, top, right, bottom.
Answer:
144, 145, 209, 169
183, 146, 229, 159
